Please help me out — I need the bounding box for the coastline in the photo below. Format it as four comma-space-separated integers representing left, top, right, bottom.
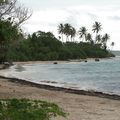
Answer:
13, 57, 113, 65
0, 57, 120, 119
0, 76, 120, 120
0, 75, 120, 100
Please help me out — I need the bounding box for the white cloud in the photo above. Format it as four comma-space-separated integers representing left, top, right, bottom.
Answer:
21, 2, 120, 50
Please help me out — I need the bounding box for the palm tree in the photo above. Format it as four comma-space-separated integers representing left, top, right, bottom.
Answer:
69, 27, 76, 42
86, 33, 92, 43
101, 33, 110, 50
96, 34, 102, 43
58, 23, 64, 42
64, 23, 71, 42
111, 42, 115, 50
102, 43, 107, 50
78, 27, 87, 42
102, 33, 110, 43
92, 21, 102, 42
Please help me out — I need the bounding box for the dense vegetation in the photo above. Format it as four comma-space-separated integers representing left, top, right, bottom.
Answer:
0, 99, 66, 120
0, 1, 115, 119
0, 0, 115, 63
5, 30, 114, 62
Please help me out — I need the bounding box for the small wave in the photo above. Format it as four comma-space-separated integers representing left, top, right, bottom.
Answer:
15, 64, 25, 72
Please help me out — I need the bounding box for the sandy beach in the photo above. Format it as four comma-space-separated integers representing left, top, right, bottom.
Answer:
0, 77, 120, 120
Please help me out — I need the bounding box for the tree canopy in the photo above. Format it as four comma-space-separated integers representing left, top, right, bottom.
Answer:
0, 0, 31, 63
0, 1, 115, 63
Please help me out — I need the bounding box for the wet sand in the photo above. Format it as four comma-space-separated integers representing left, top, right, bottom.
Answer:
0, 77, 120, 120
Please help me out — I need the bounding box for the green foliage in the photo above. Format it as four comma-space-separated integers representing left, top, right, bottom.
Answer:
0, 19, 23, 63
3, 30, 114, 61
58, 23, 76, 42
0, 1, 115, 62
0, 18, 115, 62
0, 99, 66, 120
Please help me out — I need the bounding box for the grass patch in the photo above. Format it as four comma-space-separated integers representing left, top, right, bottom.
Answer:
0, 99, 66, 120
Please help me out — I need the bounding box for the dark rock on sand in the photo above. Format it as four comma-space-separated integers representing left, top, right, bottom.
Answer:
53, 62, 58, 64
95, 58, 100, 62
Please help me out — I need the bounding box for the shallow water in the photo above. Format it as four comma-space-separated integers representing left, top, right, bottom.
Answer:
0, 57, 120, 95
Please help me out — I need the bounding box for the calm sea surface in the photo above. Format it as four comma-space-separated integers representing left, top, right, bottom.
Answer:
0, 56, 120, 95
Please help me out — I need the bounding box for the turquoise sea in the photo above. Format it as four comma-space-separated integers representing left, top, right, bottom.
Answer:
0, 53, 120, 95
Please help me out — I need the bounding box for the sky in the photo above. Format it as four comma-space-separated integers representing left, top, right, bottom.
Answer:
18, 0, 120, 50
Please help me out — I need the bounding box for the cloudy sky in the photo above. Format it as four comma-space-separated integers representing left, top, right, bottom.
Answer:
19, 0, 120, 50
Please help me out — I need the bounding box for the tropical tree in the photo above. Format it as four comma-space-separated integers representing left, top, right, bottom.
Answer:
78, 27, 87, 42
63, 23, 72, 42
96, 34, 102, 43
101, 33, 110, 50
111, 42, 115, 50
92, 21, 102, 42
58, 23, 64, 42
102, 33, 110, 43
69, 27, 76, 42
86, 33, 92, 43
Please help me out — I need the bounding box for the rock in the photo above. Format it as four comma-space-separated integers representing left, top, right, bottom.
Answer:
1, 62, 11, 69
95, 58, 100, 62
53, 62, 58, 64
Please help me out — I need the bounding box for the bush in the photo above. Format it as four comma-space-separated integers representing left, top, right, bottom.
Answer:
0, 99, 66, 120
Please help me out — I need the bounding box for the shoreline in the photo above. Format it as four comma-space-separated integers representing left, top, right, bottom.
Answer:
0, 75, 120, 101
0, 57, 119, 101
13, 57, 114, 65
0, 76, 120, 120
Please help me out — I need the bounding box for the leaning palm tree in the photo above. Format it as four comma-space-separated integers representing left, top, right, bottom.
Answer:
58, 23, 64, 42
102, 33, 110, 43
96, 34, 102, 43
92, 21, 102, 42
101, 33, 110, 50
64, 23, 72, 42
86, 33, 92, 43
78, 27, 87, 42
69, 27, 76, 42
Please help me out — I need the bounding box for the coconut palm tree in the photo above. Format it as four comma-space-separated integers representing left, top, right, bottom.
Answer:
58, 23, 64, 42
78, 27, 87, 42
102, 33, 110, 43
96, 34, 102, 43
69, 27, 76, 42
86, 33, 92, 43
102, 43, 107, 50
101, 33, 110, 50
111, 42, 115, 50
92, 21, 102, 42
64, 23, 72, 42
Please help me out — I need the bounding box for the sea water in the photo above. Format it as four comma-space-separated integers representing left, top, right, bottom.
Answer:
0, 56, 120, 95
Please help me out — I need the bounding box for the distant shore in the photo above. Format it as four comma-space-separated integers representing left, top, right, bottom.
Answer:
13, 57, 114, 65
0, 76, 120, 120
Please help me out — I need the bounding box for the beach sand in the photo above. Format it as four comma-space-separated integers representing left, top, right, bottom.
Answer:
0, 77, 120, 120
